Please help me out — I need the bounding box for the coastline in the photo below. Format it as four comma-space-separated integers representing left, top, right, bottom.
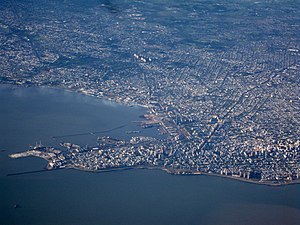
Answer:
5, 83, 300, 187
8, 151, 300, 186
135, 166, 300, 187
0, 83, 149, 110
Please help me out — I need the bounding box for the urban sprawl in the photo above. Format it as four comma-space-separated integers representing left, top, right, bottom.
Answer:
2, 0, 300, 185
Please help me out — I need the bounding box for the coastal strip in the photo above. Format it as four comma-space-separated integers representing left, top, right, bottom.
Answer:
9, 148, 300, 187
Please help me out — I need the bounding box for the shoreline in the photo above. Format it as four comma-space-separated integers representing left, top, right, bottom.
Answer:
56, 165, 300, 187
8, 151, 300, 186
4, 83, 300, 187
135, 166, 300, 187
0, 83, 149, 110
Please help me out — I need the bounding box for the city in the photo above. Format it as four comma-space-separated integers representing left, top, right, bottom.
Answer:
2, 0, 300, 185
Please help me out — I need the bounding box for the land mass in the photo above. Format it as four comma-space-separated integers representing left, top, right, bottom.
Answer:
9, 135, 300, 186
2, 0, 300, 185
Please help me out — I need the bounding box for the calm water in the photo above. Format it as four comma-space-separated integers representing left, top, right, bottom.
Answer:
1, 85, 300, 225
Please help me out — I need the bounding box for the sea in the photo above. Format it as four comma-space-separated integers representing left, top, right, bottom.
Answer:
1, 85, 300, 225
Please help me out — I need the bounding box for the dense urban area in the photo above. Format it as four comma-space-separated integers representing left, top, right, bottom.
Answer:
2, 0, 300, 185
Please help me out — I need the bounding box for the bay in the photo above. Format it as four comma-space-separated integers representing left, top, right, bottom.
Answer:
1, 85, 300, 225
